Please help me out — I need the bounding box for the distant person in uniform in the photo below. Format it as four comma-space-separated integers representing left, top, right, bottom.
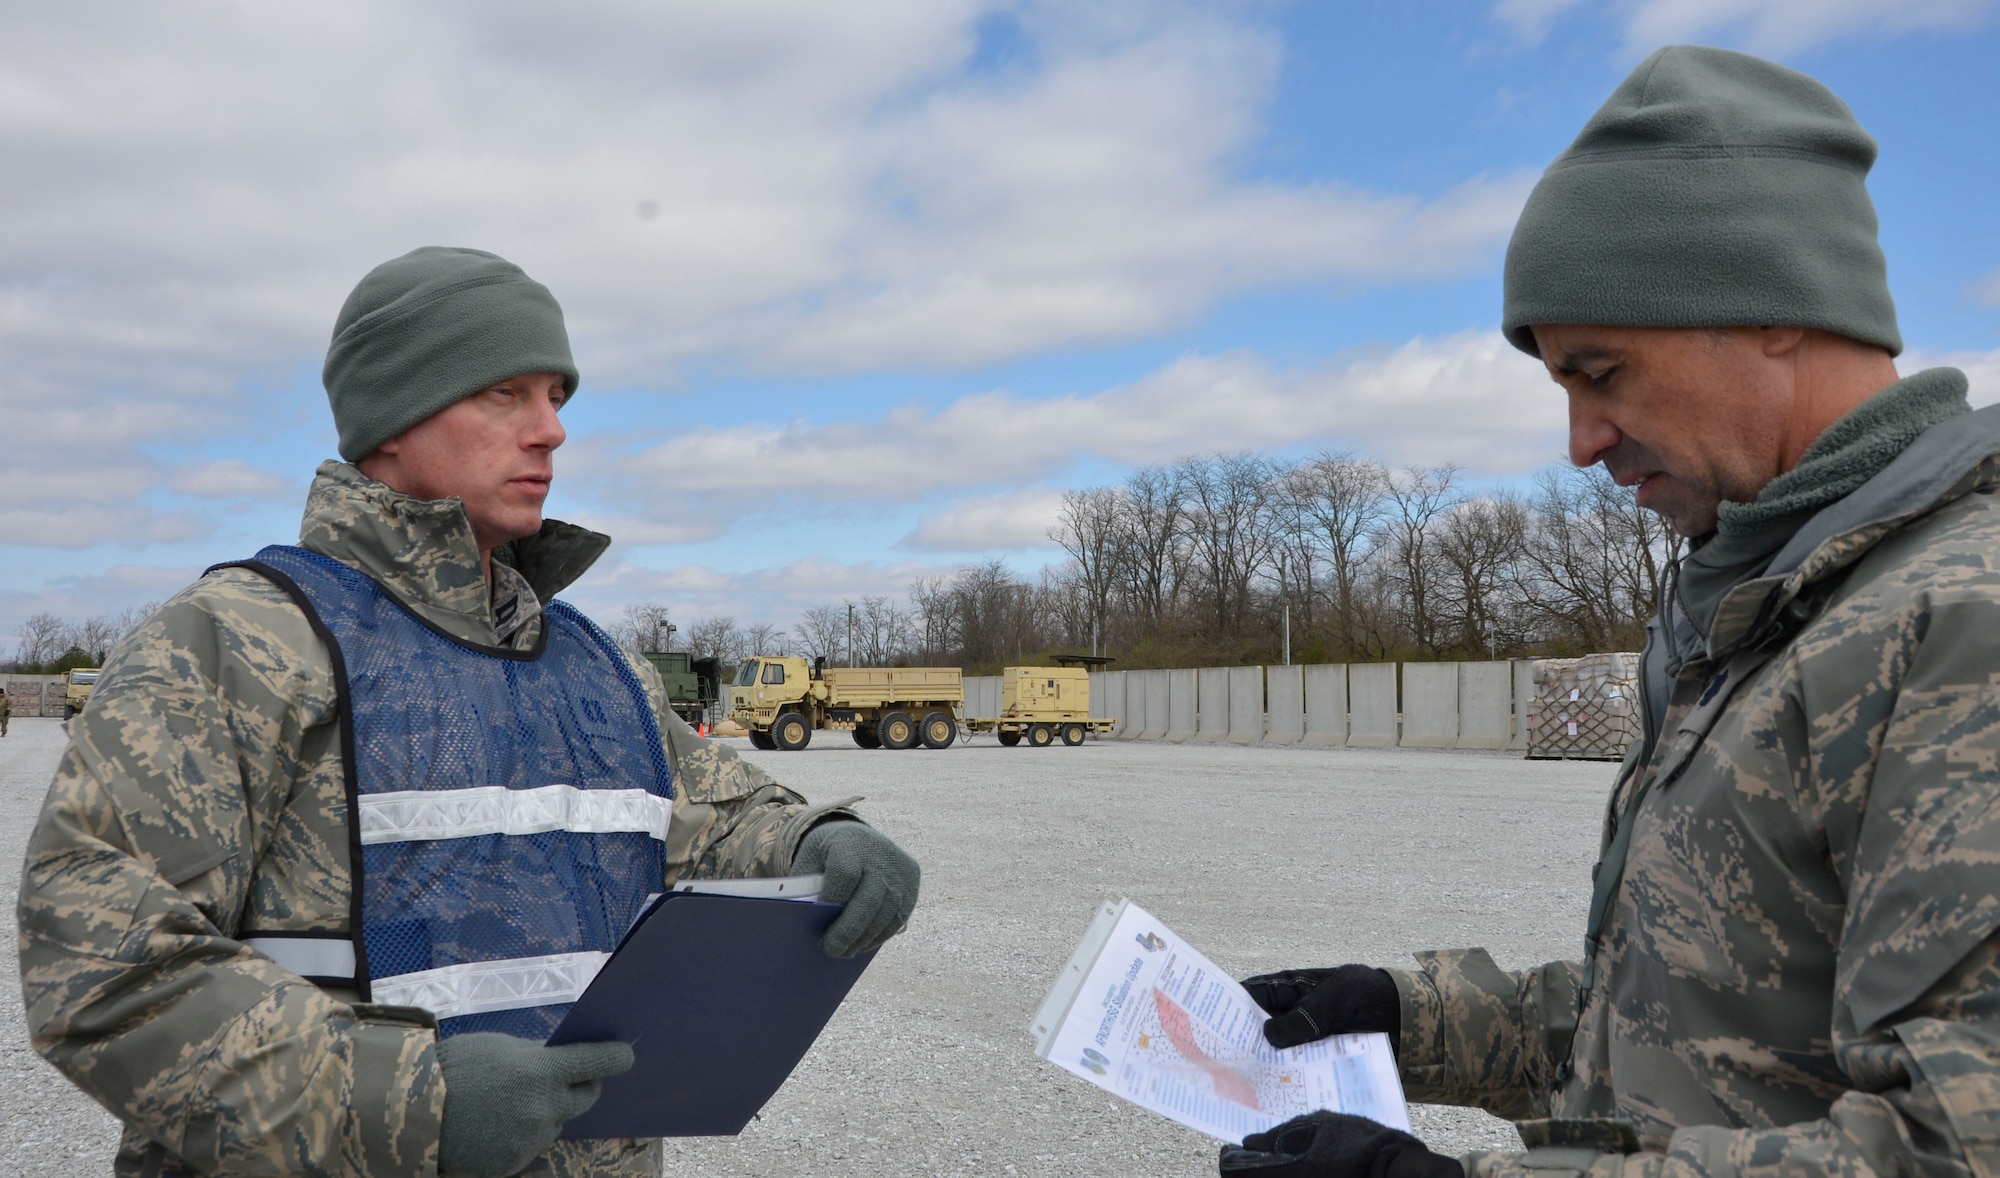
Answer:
0, 687, 10, 736
1219, 46, 2000, 1178
17, 247, 921, 1178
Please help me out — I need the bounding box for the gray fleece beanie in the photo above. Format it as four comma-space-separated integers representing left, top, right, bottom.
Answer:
1502, 45, 1900, 358
323, 247, 579, 462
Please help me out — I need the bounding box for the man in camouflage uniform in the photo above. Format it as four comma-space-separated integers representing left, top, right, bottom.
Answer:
1, 686, 11, 736
1222, 47, 2000, 1178
17, 247, 920, 1177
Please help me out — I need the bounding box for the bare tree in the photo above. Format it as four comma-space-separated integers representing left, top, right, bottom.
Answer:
1117, 465, 1188, 629
851, 596, 911, 665
1178, 453, 1276, 641
908, 575, 954, 662
1284, 451, 1388, 657
684, 616, 744, 668
610, 602, 676, 655
794, 605, 847, 665
744, 621, 789, 656
1380, 465, 1462, 655
1049, 487, 1125, 654
1520, 465, 1679, 652
13, 612, 69, 668
77, 616, 122, 664
1434, 493, 1530, 657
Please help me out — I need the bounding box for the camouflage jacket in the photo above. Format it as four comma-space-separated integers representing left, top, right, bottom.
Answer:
17, 461, 855, 1177
1390, 401, 2000, 1178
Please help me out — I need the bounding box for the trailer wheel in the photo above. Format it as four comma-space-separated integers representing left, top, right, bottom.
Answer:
997, 730, 1022, 747
1061, 723, 1086, 746
878, 711, 917, 750
773, 712, 812, 751
852, 726, 882, 749
1026, 723, 1054, 748
918, 710, 957, 750
749, 729, 776, 751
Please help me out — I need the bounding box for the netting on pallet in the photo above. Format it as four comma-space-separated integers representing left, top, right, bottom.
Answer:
1525, 652, 1641, 761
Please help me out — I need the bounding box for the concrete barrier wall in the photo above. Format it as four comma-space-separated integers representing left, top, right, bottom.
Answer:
968, 659, 1549, 749
1166, 669, 1197, 743
1456, 662, 1513, 750
1100, 670, 1128, 737
1400, 662, 1458, 748
1227, 666, 1264, 744
1140, 670, 1169, 740
1348, 663, 1398, 747
1302, 664, 1346, 745
1510, 661, 1535, 751
963, 676, 999, 720
1265, 665, 1303, 745
1196, 667, 1230, 742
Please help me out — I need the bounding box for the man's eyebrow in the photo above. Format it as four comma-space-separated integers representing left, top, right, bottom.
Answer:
1550, 346, 1618, 377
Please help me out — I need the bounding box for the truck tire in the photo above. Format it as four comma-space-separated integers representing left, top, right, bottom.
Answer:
878, 711, 917, 750
1061, 723, 1086, 746
852, 727, 882, 749
918, 711, 957, 750
773, 712, 812, 751
749, 729, 776, 750
998, 730, 1022, 747
1026, 723, 1054, 748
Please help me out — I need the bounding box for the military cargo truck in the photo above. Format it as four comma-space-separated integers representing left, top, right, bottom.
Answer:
640, 651, 723, 727
64, 668, 99, 719
963, 665, 1113, 747
729, 657, 963, 751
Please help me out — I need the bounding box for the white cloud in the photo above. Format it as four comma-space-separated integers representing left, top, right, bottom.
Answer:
898, 487, 1070, 552
1493, 0, 1594, 44
168, 459, 294, 501
1969, 266, 2000, 308
1600, 0, 1996, 55
1902, 346, 2000, 408
568, 329, 1565, 539
564, 553, 960, 631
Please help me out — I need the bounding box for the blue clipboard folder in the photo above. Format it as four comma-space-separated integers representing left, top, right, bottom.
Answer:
548, 878, 876, 1138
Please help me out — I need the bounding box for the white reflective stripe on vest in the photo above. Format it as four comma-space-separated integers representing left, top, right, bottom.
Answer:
370, 951, 613, 1020
356, 785, 671, 845
244, 936, 356, 981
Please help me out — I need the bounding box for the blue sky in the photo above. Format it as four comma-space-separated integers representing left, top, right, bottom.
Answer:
4, 0, 1998, 640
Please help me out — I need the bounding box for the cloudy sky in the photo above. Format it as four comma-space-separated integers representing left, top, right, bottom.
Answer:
4, 0, 1998, 639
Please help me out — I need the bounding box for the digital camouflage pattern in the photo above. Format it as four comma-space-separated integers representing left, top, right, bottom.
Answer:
17, 461, 857, 1177
1388, 414, 2000, 1178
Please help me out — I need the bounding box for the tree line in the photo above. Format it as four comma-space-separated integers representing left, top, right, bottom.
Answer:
611, 450, 1681, 676
5, 605, 158, 674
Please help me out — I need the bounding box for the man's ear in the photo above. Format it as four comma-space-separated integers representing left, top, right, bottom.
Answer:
1758, 326, 1807, 357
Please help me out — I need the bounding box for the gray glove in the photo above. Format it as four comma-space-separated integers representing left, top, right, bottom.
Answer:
792, 820, 921, 958
435, 1032, 634, 1177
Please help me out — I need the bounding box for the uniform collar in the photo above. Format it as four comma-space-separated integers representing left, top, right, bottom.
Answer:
297, 460, 610, 648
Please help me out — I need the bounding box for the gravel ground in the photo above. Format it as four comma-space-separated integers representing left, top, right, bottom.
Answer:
0, 721, 1617, 1177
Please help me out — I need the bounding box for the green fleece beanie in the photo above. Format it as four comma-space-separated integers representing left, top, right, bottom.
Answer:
323, 246, 579, 462
1502, 45, 1900, 359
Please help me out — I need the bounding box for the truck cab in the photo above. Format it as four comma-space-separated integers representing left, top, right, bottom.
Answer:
64, 668, 100, 719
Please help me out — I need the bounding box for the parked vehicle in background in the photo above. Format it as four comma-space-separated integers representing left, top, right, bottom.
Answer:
640, 650, 723, 728
729, 657, 963, 751
964, 665, 1113, 747
64, 668, 99, 719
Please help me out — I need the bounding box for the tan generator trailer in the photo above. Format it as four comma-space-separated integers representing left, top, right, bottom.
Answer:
963, 665, 1114, 747
728, 656, 964, 751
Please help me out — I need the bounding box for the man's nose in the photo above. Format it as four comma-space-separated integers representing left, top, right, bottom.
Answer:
527, 392, 566, 450
1568, 391, 1621, 469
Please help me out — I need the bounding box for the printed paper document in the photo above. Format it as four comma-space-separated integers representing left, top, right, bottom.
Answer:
1031, 899, 1408, 1143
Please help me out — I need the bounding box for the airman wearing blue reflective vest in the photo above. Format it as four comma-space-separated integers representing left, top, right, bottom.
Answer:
16, 247, 922, 1178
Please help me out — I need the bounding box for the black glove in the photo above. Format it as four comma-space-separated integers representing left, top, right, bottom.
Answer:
435, 1033, 634, 1177
1219, 1111, 1463, 1178
1241, 964, 1400, 1052
792, 820, 921, 958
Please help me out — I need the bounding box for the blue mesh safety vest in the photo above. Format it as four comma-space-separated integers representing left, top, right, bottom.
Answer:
214, 545, 674, 1040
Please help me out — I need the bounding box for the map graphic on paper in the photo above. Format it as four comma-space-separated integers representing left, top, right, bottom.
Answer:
1032, 900, 1408, 1144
